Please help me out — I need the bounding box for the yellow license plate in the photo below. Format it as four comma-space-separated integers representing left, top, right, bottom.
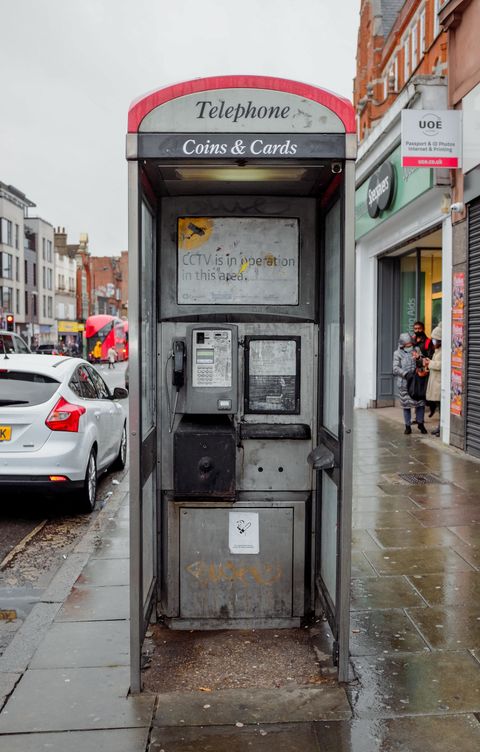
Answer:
0, 426, 12, 441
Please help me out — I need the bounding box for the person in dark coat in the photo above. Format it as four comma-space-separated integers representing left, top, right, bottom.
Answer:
393, 333, 427, 435
412, 321, 435, 358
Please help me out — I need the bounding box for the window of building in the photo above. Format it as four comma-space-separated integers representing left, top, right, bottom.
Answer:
15, 224, 19, 249
16, 288, 20, 314
42, 266, 46, 288
33, 294, 37, 317
411, 24, 418, 70
15, 257, 19, 281
47, 240, 52, 262
33, 262, 37, 286
404, 36, 410, 80
420, 9, 426, 54
43, 295, 46, 317
48, 296, 53, 318
0, 252, 13, 279
25, 290, 29, 316
24, 260, 28, 284
0, 218, 13, 247
434, 0, 441, 38
47, 268, 53, 290
0, 286, 13, 311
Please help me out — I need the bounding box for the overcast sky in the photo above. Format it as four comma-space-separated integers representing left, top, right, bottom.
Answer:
1, 0, 360, 256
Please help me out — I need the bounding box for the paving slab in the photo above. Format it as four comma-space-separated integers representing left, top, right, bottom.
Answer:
56, 584, 129, 621
409, 494, 480, 509
352, 511, 421, 530
351, 552, 378, 578
150, 722, 319, 751
350, 577, 425, 611
153, 686, 351, 727
363, 547, 474, 576
151, 715, 480, 752
351, 530, 382, 551
352, 497, 419, 512
0, 672, 20, 709
90, 532, 130, 559
0, 602, 60, 673
407, 571, 480, 606
77, 557, 130, 587
449, 526, 480, 546
349, 609, 428, 655
30, 619, 130, 668
0, 727, 150, 752
406, 605, 480, 650
452, 541, 480, 570
0, 667, 154, 733
410, 507, 480, 527
311, 715, 480, 752
349, 651, 480, 718
370, 526, 464, 549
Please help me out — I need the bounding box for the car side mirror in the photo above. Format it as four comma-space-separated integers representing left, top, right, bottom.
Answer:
112, 386, 129, 400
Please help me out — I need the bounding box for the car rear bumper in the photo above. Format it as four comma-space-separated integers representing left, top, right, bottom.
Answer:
0, 475, 84, 491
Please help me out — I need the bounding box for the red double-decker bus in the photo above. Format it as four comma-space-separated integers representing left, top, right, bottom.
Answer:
85, 315, 128, 362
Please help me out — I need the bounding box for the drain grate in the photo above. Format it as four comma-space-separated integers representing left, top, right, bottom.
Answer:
397, 473, 447, 485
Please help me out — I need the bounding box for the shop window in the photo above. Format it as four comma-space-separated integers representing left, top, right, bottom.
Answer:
400, 249, 442, 336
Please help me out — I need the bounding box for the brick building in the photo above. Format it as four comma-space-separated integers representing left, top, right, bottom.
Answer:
353, 2, 456, 445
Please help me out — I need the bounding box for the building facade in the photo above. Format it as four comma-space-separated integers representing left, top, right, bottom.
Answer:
354, 1, 457, 443
439, 0, 480, 456
25, 217, 55, 346
54, 227, 79, 350
0, 182, 34, 335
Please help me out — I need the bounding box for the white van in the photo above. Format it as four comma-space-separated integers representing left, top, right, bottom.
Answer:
0, 330, 31, 354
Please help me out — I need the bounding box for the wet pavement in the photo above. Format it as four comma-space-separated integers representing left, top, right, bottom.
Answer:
0, 408, 480, 750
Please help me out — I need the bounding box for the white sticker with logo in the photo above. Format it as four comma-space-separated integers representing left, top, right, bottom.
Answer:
228, 512, 259, 555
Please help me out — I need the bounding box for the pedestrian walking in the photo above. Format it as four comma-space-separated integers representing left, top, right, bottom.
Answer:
393, 333, 427, 435
92, 339, 102, 364
107, 345, 117, 369
425, 322, 442, 436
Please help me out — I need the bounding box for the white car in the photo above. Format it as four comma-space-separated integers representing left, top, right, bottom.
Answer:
0, 330, 31, 354
0, 354, 128, 512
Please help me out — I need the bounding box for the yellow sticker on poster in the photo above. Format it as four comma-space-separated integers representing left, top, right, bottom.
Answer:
178, 218, 214, 251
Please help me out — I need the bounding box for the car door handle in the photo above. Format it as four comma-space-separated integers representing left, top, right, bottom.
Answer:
94, 411, 101, 420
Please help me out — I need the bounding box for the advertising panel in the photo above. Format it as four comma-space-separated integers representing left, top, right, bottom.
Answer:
401, 110, 462, 168
177, 217, 299, 305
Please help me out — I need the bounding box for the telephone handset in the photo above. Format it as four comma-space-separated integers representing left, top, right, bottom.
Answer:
172, 340, 186, 389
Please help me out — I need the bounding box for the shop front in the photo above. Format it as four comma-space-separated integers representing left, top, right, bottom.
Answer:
355, 143, 452, 432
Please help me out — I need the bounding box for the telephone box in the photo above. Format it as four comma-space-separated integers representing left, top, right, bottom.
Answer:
127, 76, 356, 691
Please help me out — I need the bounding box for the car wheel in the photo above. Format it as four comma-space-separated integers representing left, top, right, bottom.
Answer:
76, 449, 97, 513
112, 423, 127, 471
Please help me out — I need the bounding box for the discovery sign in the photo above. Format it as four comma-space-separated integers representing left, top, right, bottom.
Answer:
401, 110, 462, 168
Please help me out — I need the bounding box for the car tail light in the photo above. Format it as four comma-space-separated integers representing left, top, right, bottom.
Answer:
45, 397, 86, 432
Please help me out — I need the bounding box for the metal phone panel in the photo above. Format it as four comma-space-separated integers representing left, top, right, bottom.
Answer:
241, 439, 311, 491
185, 324, 238, 414
179, 507, 293, 619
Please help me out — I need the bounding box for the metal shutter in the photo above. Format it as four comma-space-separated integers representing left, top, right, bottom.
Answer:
466, 200, 480, 457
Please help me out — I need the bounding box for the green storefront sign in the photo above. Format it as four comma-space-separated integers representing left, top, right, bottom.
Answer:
355, 144, 433, 240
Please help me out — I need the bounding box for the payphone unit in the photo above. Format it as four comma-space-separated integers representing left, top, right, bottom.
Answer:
127, 75, 356, 687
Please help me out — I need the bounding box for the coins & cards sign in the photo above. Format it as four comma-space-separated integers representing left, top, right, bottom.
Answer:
401, 110, 462, 168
